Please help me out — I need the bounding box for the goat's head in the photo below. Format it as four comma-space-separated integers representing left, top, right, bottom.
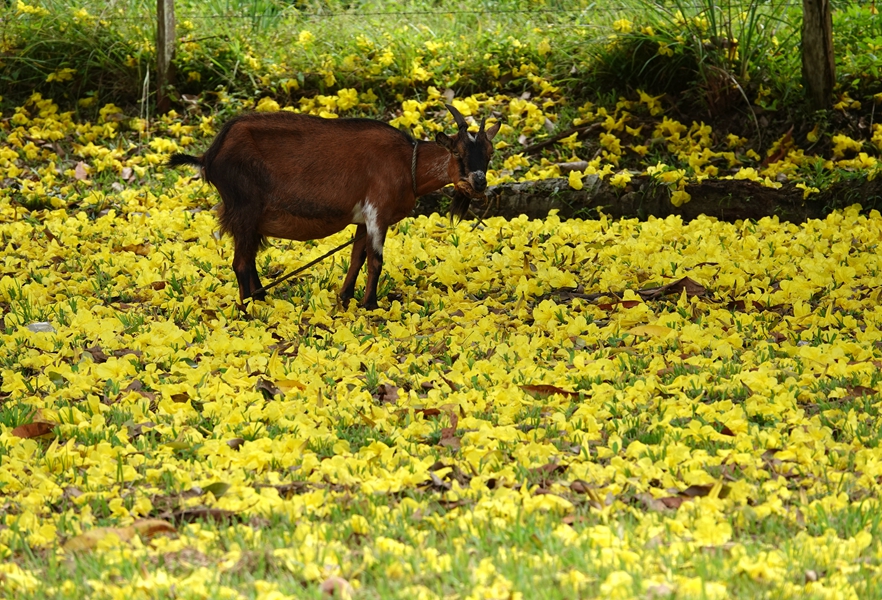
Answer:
436, 104, 501, 201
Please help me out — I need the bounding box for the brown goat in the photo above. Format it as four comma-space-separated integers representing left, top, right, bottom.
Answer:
168, 104, 500, 309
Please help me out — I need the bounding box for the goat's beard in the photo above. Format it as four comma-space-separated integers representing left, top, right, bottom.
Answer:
449, 190, 472, 224
449, 182, 489, 223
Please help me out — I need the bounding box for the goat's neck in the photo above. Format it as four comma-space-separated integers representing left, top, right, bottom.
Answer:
413, 143, 453, 197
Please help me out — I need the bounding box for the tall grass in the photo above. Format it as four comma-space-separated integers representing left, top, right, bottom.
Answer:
589, 0, 802, 114
0, 0, 879, 117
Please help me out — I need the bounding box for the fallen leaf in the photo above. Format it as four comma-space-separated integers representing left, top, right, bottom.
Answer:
255, 378, 282, 397
374, 383, 400, 404
130, 519, 176, 539
638, 276, 707, 300
12, 422, 55, 439
659, 496, 685, 509
597, 300, 642, 310
202, 482, 231, 499
519, 384, 578, 399
439, 410, 461, 450
680, 484, 715, 498
63, 519, 175, 553
83, 345, 108, 362
414, 407, 442, 418
74, 161, 89, 180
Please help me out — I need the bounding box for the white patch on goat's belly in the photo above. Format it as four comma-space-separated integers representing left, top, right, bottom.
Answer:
363, 202, 383, 255
351, 202, 366, 224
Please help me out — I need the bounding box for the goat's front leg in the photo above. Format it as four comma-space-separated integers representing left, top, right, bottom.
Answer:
362, 226, 388, 310
339, 224, 367, 306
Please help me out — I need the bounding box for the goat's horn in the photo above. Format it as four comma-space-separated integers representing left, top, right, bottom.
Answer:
445, 104, 468, 131
479, 117, 486, 132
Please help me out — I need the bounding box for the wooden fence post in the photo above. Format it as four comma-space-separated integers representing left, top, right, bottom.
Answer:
802, 0, 834, 111
157, 0, 176, 113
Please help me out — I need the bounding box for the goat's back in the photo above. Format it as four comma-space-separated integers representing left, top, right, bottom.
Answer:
203, 112, 419, 242
204, 112, 415, 200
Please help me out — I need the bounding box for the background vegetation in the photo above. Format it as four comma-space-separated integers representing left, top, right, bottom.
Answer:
2, 2, 882, 599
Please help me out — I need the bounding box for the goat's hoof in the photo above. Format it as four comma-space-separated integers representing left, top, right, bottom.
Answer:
339, 294, 355, 307
362, 301, 380, 311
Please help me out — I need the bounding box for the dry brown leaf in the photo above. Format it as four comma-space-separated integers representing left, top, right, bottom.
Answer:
414, 407, 442, 418
74, 161, 89, 181
255, 378, 282, 397
374, 383, 400, 404
519, 384, 578, 399
130, 519, 176, 539
659, 496, 685, 509
638, 276, 707, 300
12, 422, 55, 439
63, 519, 174, 553
597, 300, 642, 311
439, 410, 461, 450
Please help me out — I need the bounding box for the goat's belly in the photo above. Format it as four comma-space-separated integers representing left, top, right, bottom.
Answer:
259, 211, 351, 241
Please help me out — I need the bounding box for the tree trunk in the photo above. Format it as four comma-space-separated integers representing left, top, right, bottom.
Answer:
801, 0, 835, 111
156, 0, 176, 114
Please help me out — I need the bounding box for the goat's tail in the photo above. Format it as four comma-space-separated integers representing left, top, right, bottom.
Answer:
167, 153, 203, 168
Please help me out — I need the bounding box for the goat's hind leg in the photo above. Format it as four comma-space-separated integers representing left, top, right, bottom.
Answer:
232, 233, 265, 302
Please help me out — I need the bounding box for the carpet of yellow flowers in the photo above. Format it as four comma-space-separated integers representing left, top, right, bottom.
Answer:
2, 93, 882, 599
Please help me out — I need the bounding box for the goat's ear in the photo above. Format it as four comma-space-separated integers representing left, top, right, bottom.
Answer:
484, 121, 501, 142
435, 131, 456, 151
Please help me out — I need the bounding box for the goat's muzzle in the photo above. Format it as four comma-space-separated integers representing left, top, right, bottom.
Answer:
471, 171, 487, 193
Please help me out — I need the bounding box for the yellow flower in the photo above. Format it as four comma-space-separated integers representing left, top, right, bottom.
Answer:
613, 19, 633, 33
255, 97, 280, 112
46, 68, 76, 83
537, 39, 551, 56
336, 88, 359, 111
670, 188, 691, 206
610, 171, 631, 188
